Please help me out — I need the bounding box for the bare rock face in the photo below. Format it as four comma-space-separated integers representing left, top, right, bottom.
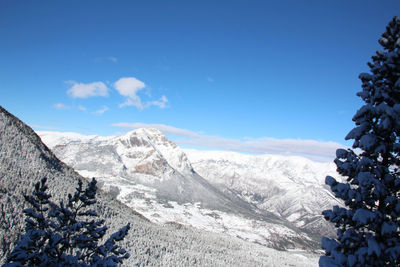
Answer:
134, 159, 166, 175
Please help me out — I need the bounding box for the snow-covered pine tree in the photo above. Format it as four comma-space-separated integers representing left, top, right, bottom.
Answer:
320, 16, 400, 266
4, 177, 130, 267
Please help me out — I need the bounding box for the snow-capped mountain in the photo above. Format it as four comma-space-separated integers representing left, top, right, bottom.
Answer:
0, 105, 319, 266
39, 129, 249, 213
37, 128, 340, 251
184, 149, 342, 237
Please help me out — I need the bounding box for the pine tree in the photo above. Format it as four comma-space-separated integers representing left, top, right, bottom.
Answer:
4, 177, 130, 267
320, 16, 400, 266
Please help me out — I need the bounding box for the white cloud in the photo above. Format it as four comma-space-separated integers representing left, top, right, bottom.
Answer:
66, 81, 109, 98
78, 105, 87, 111
114, 77, 168, 109
178, 136, 343, 162
112, 122, 344, 161
95, 56, 118, 63
53, 103, 69, 110
207, 76, 214, 82
93, 106, 109, 115
145, 95, 168, 109
114, 77, 146, 109
112, 122, 200, 138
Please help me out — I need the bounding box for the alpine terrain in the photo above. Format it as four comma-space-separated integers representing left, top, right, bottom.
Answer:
184, 149, 342, 237
0, 105, 319, 266
37, 127, 342, 251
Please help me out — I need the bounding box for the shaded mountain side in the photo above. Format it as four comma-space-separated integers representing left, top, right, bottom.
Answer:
0, 106, 318, 266
0, 105, 144, 263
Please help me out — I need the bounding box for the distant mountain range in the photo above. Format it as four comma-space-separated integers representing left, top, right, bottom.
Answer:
37, 127, 342, 251
184, 149, 342, 237
0, 105, 320, 266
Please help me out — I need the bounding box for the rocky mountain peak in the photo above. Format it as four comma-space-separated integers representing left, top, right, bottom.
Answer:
115, 128, 192, 175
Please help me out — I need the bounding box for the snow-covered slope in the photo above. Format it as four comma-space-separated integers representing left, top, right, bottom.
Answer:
0, 106, 319, 266
40, 129, 247, 212
38, 129, 323, 251
184, 149, 342, 236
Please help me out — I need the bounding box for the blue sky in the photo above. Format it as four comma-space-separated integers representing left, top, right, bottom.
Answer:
1, 1, 399, 160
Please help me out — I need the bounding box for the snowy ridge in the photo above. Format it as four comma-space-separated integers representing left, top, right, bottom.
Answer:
37, 129, 339, 251
39, 130, 320, 250
39, 129, 193, 180
184, 149, 342, 236
126, 128, 194, 175
1, 105, 320, 266
38, 131, 109, 147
